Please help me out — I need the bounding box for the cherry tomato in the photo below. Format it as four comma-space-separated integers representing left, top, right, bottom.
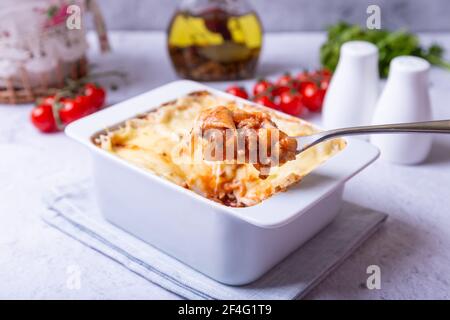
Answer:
30, 104, 57, 133
275, 73, 293, 87
310, 68, 332, 79
59, 97, 91, 125
83, 83, 106, 110
319, 78, 330, 90
30, 83, 107, 133
300, 81, 326, 112
279, 90, 305, 116
252, 79, 273, 96
76, 94, 96, 114
310, 68, 332, 90
274, 73, 301, 95
253, 95, 279, 110
272, 85, 291, 98
225, 85, 249, 99
296, 70, 310, 83
40, 95, 57, 106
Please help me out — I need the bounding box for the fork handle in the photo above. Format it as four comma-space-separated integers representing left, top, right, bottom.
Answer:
324, 119, 450, 138
299, 120, 450, 152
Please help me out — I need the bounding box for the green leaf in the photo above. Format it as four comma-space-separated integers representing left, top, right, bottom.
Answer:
319, 22, 450, 77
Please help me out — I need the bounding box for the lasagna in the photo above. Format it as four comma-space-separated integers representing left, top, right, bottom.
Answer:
195, 105, 298, 177
94, 91, 345, 207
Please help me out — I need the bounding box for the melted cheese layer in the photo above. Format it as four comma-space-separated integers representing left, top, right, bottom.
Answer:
96, 91, 346, 207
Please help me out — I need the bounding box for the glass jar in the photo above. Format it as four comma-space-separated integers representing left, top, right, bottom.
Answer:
167, 0, 263, 81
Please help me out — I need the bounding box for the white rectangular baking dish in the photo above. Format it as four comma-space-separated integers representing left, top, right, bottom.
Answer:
65, 80, 379, 285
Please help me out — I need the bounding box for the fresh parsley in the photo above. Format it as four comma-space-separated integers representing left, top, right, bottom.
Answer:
320, 22, 450, 78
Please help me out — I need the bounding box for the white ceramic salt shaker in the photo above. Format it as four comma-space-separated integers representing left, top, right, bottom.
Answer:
371, 56, 432, 165
322, 41, 380, 132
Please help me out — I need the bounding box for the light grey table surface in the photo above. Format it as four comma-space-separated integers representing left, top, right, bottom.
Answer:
1, 31, 450, 300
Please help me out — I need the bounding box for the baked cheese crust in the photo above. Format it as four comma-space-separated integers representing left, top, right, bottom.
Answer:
95, 91, 346, 207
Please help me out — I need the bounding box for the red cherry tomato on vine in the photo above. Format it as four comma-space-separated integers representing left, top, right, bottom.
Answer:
253, 95, 279, 110
310, 68, 332, 79
225, 85, 248, 99
30, 83, 107, 133
59, 97, 91, 125
300, 81, 326, 112
296, 70, 311, 83
40, 95, 57, 106
76, 94, 96, 115
83, 83, 106, 110
272, 85, 291, 98
308, 68, 332, 90
279, 90, 305, 116
319, 79, 330, 90
252, 79, 273, 96
272, 74, 295, 97
30, 104, 57, 133
275, 73, 293, 87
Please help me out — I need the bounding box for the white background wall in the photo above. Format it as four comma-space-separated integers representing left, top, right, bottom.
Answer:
96, 0, 450, 32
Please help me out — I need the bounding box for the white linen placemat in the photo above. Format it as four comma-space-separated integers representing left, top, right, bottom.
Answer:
42, 180, 387, 300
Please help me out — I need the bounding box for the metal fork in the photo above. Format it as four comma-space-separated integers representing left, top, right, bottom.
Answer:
295, 120, 450, 154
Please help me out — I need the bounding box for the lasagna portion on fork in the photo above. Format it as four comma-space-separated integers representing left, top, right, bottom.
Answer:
194, 105, 298, 177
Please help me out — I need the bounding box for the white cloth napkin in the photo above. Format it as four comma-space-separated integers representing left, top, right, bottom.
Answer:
42, 180, 387, 300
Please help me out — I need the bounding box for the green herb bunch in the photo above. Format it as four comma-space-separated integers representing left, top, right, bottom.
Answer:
320, 22, 450, 78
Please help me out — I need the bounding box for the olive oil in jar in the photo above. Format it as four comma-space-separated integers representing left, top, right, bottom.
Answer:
167, 4, 263, 81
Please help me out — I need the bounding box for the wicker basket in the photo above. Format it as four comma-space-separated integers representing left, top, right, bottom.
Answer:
0, 0, 109, 104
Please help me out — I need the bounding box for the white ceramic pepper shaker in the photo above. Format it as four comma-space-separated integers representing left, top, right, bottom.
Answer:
371, 56, 432, 165
322, 41, 380, 132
